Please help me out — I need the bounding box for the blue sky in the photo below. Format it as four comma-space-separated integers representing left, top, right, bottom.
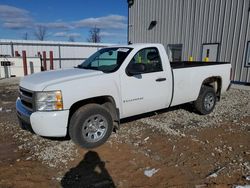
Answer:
0, 0, 128, 43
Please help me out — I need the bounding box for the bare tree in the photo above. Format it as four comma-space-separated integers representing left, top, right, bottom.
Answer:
34, 26, 47, 41
87, 27, 101, 43
22, 32, 28, 40
68, 36, 75, 42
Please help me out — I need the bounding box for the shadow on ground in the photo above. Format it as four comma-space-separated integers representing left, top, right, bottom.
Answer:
61, 151, 115, 188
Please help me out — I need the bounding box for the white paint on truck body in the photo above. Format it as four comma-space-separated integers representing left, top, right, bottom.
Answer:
118, 44, 173, 118
17, 43, 231, 137
171, 64, 231, 106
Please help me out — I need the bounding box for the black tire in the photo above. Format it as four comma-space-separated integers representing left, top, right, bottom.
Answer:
69, 104, 113, 149
194, 85, 216, 115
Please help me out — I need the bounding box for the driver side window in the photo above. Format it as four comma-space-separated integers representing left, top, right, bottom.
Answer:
128, 47, 163, 74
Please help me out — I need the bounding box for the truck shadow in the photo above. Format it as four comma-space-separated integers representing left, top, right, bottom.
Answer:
61, 151, 115, 188
121, 103, 196, 124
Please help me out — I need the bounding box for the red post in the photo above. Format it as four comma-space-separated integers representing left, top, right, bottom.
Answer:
15, 51, 20, 57
22, 51, 28, 76
42, 51, 47, 71
49, 51, 54, 70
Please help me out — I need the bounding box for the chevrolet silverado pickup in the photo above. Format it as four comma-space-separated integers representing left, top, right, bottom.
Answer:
16, 43, 231, 148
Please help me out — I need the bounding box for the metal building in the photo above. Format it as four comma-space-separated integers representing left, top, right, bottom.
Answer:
128, 0, 250, 83
0, 39, 112, 69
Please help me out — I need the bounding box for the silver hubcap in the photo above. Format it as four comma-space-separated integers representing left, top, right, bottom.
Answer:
82, 114, 108, 142
204, 93, 215, 111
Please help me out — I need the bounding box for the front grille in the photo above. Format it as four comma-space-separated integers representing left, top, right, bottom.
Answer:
19, 87, 34, 111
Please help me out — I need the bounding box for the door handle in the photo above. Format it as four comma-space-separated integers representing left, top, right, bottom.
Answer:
156, 78, 166, 82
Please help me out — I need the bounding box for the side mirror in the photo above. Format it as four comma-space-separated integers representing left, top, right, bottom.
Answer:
74, 64, 81, 68
127, 63, 145, 76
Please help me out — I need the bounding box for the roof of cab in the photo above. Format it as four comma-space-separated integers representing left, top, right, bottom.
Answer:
108, 43, 163, 49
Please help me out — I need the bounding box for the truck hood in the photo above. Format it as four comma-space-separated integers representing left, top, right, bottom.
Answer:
20, 68, 103, 91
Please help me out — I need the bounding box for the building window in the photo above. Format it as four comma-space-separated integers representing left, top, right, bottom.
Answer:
246, 41, 250, 67
167, 44, 183, 62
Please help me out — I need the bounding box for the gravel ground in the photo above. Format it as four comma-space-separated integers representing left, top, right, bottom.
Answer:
0, 78, 78, 169
0, 78, 249, 187
137, 89, 250, 134
110, 88, 250, 144
1, 78, 249, 168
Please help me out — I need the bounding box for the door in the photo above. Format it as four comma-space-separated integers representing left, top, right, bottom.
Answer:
167, 44, 183, 62
246, 41, 250, 67
120, 47, 172, 118
202, 43, 219, 61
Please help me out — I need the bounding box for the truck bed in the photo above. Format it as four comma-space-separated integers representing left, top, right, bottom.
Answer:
170, 61, 230, 69
170, 62, 231, 107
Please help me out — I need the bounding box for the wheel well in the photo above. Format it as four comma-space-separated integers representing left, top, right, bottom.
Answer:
68, 96, 119, 134
202, 77, 222, 100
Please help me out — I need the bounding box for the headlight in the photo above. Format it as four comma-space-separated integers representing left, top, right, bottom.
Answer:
35, 91, 63, 111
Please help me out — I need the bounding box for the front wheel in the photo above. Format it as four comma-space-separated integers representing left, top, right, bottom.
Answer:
194, 86, 216, 115
69, 104, 113, 148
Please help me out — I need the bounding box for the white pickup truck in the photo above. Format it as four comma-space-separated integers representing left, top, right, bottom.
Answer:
16, 44, 231, 148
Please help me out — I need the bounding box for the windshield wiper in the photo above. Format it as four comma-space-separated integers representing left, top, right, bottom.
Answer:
78, 66, 104, 72
74, 65, 94, 70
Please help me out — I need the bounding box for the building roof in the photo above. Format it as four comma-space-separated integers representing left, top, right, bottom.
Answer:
0, 39, 114, 47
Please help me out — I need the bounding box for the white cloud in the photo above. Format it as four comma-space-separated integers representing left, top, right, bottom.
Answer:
0, 4, 127, 43
0, 5, 33, 29
100, 31, 126, 38
53, 32, 67, 37
39, 15, 127, 30
3, 22, 29, 29
68, 33, 81, 38
39, 22, 73, 30
74, 15, 127, 29
54, 32, 81, 38
0, 5, 29, 17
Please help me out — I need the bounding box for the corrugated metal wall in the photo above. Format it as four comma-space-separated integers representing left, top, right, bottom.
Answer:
0, 40, 111, 69
128, 0, 250, 83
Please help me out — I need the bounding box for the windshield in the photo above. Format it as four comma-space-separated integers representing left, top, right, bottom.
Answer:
78, 47, 132, 73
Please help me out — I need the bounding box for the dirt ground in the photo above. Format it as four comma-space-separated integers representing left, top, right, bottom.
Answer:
0, 78, 249, 188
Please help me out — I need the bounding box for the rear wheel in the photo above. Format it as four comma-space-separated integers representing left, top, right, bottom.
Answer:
69, 104, 113, 148
194, 86, 216, 115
